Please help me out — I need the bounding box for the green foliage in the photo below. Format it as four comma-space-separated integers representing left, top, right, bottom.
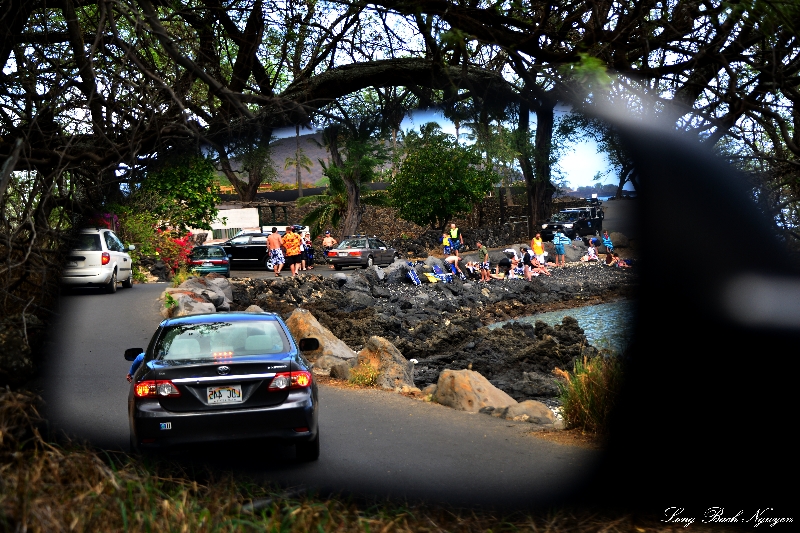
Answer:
348, 361, 379, 387
389, 123, 496, 229
170, 268, 193, 288
554, 354, 625, 436
163, 293, 178, 310
299, 135, 389, 238
144, 156, 219, 232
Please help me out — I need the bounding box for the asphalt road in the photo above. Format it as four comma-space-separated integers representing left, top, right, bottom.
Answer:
41, 282, 599, 509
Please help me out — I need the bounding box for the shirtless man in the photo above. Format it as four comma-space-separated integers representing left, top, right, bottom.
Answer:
267, 227, 284, 277
322, 230, 338, 269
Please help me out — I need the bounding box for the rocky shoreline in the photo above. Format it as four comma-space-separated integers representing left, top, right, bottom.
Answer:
227, 257, 637, 404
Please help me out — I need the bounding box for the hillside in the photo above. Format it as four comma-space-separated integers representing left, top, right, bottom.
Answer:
270, 132, 329, 185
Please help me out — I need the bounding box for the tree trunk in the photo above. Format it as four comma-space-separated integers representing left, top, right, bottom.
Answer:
326, 129, 362, 238
517, 96, 557, 237
295, 124, 303, 198
532, 99, 556, 223
516, 100, 536, 237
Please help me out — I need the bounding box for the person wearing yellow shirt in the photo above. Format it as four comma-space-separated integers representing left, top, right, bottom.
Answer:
531, 232, 545, 264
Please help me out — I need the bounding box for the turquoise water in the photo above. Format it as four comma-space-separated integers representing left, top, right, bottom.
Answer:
487, 300, 635, 354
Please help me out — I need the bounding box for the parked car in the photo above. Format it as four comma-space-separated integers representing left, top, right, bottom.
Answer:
221, 226, 310, 270
219, 232, 270, 269
61, 228, 135, 293
188, 245, 230, 277
326, 235, 399, 270
125, 312, 320, 460
540, 206, 604, 240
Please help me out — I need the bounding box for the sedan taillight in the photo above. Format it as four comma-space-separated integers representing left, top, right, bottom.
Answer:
101, 252, 110, 265
348, 251, 361, 256
134, 380, 181, 398
268, 371, 312, 390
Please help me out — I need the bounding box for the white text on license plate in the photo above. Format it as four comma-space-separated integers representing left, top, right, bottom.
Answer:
338, 252, 348, 256
202, 261, 213, 267
207, 385, 243, 404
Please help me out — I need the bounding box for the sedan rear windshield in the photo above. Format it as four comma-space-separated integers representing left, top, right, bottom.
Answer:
191, 247, 226, 259
156, 321, 290, 362
338, 239, 367, 249
73, 234, 102, 251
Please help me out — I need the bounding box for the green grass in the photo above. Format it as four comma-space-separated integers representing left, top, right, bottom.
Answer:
554, 354, 625, 436
348, 361, 380, 387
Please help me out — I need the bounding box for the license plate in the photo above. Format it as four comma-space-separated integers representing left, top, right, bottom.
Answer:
338, 252, 348, 256
207, 385, 242, 404
202, 261, 213, 267
66, 261, 78, 267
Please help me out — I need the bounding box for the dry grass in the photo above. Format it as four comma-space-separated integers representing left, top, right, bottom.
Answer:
1, 388, 742, 532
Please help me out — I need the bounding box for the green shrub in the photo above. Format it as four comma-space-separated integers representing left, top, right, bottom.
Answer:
554, 354, 624, 435
170, 268, 193, 287
348, 361, 379, 387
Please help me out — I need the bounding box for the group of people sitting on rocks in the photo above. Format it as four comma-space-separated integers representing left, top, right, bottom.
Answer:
440, 228, 630, 283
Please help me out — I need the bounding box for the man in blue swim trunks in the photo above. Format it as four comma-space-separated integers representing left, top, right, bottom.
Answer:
553, 229, 567, 267
448, 223, 463, 256
267, 227, 285, 276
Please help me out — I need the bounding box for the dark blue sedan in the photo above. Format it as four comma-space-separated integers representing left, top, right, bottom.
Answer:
125, 312, 320, 460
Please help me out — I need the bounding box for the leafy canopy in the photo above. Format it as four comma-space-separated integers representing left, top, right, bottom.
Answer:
143, 156, 219, 232
389, 123, 496, 229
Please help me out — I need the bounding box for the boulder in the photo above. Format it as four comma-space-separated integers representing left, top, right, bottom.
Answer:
285, 308, 357, 362
500, 400, 556, 425
312, 354, 351, 375
384, 259, 409, 284
205, 274, 234, 301
564, 239, 587, 263
171, 276, 232, 311
356, 336, 414, 390
329, 361, 352, 380
160, 290, 217, 318
346, 290, 376, 311
609, 231, 629, 248
432, 369, 517, 413
244, 304, 266, 313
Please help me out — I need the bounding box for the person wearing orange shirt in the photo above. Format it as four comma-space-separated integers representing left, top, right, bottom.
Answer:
282, 226, 303, 277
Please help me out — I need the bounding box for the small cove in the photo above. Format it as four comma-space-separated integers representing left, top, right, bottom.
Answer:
487, 299, 636, 354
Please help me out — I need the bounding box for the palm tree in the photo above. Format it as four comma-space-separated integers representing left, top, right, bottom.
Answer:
297, 157, 388, 239
284, 125, 314, 198
284, 150, 313, 191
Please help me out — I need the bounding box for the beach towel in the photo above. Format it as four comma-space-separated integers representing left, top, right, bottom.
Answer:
431, 264, 452, 283
406, 262, 421, 285
422, 272, 439, 283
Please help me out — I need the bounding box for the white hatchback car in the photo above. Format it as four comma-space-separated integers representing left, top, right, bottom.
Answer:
62, 228, 136, 293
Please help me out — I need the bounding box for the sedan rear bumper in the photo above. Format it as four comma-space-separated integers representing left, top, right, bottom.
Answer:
130, 390, 317, 449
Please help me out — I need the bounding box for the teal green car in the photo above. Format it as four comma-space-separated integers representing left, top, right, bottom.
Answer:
188, 246, 231, 277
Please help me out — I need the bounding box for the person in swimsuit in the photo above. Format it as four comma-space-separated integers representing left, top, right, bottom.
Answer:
267, 227, 284, 277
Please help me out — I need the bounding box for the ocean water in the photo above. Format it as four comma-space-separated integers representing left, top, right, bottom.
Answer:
487, 299, 635, 354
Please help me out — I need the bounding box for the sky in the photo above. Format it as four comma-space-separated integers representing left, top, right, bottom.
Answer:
274, 108, 619, 191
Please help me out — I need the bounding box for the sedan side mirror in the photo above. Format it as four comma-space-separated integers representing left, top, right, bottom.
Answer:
128, 244, 136, 251
298, 338, 320, 351
124, 347, 144, 361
